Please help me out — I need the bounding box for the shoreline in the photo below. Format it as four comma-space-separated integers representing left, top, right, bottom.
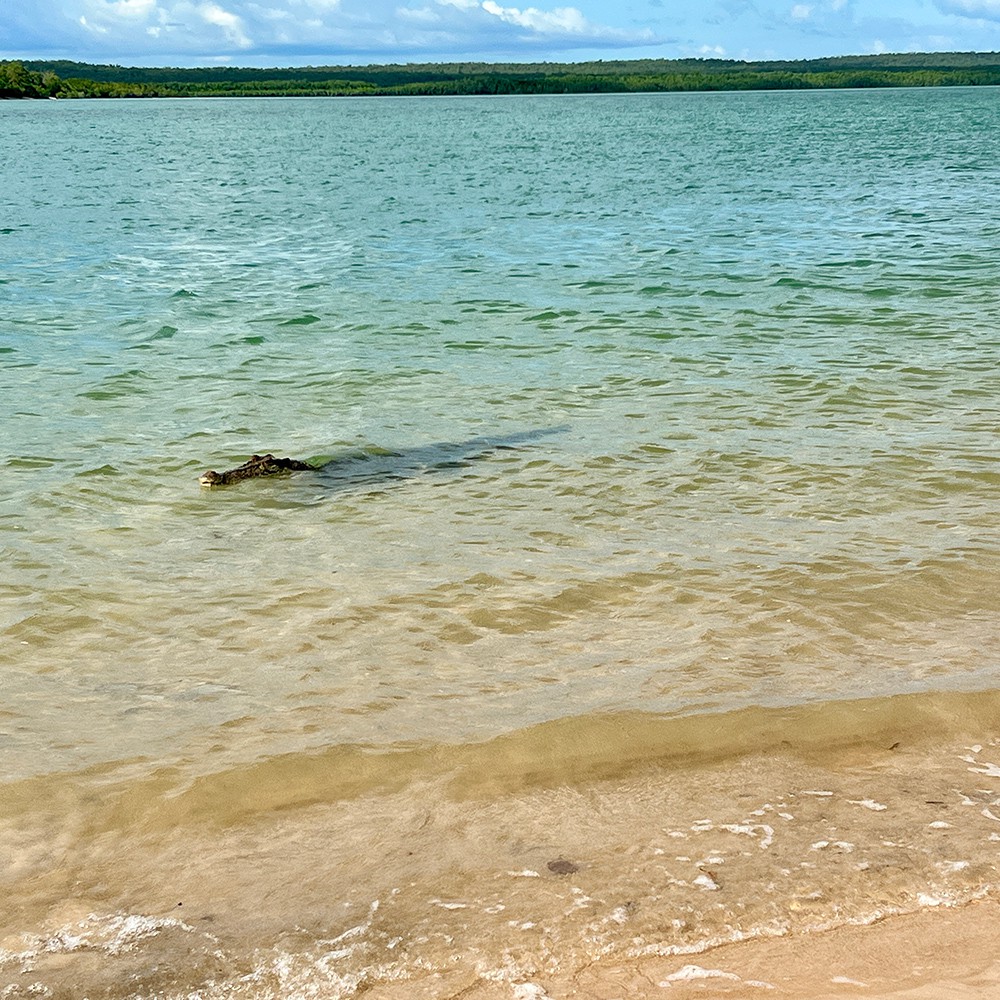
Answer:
580, 899, 1000, 999
6, 53, 1000, 100
4, 719, 1000, 997
471, 899, 1000, 999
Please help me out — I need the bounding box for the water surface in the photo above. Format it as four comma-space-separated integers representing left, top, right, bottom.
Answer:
2, 88, 1000, 997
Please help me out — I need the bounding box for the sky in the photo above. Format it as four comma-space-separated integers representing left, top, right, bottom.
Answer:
1, 0, 998, 67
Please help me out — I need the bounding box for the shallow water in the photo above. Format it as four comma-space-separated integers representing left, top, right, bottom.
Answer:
2, 88, 1000, 997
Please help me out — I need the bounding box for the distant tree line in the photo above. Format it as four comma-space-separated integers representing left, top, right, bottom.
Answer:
2, 53, 1000, 100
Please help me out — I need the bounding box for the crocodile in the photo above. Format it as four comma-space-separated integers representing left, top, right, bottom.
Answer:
199, 454, 315, 487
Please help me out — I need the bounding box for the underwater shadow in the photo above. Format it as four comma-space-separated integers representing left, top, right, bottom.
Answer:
309, 425, 568, 494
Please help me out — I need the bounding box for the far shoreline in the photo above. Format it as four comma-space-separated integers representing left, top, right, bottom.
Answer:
2, 50, 1000, 100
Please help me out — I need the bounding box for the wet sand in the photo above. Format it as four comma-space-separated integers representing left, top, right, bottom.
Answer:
6, 900, 998, 999
356, 900, 1000, 998
555, 901, 1000, 999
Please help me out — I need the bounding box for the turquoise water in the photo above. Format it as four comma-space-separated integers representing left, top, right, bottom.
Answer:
3, 89, 1000, 997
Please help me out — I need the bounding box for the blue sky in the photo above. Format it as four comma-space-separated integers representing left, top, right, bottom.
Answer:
1, 0, 998, 67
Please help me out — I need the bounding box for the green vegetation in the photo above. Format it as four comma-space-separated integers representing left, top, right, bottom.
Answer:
2, 52, 1000, 100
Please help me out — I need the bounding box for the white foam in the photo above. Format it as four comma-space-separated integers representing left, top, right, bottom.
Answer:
512, 983, 548, 998
322, 920, 369, 947
658, 964, 774, 989
720, 823, 774, 849
917, 893, 950, 906
810, 841, 853, 853
9, 984, 51, 998
507, 870, 540, 878
801, 790, 833, 797
262, 948, 404, 999
965, 759, 1000, 777
929, 821, 952, 829
832, 976, 868, 986
914, 887, 989, 909
660, 964, 740, 983
13, 913, 196, 963
692, 873, 720, 891
630, 922, 790, 960
320, 946, 356, 962
848, 799, 887, 811
480, 955, 543, 984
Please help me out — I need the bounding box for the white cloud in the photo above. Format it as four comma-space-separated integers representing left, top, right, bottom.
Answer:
435, 0, 656, 41
790, 4, 812, 20
198, 1, 253, 46
396, 5, 441, 22
936, 0, 1000, 17
69, 0, 252, 51
108, 0, 159, 16
699, 43, 726, 54
1, 0, 663, 60
79, 14, 110, 33
79, 0, 159, 27
481, 1, 586, 32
